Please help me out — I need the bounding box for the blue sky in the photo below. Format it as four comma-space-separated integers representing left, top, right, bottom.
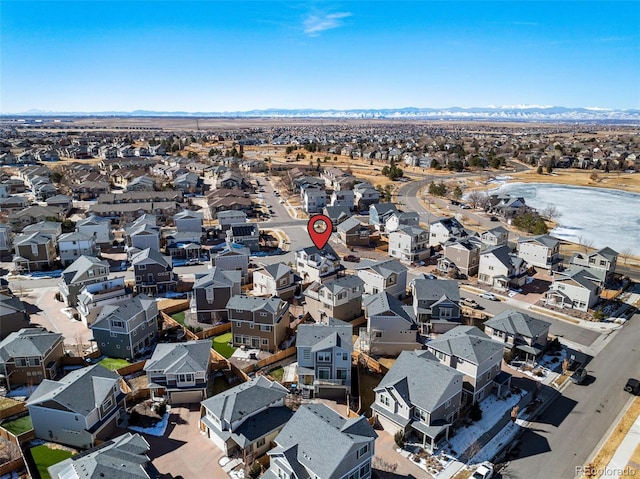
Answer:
2, 1, 639, 112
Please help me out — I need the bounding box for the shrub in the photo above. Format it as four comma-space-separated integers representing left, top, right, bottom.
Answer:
248, 462, 262, 479
469, 402, 482, 421
394, 430, 406, 448
129, 410, 141, 425
155, 401, 167, 417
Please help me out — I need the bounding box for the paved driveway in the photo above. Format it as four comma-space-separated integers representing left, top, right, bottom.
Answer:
144, 405, 228, 479
374, 429, 432, 479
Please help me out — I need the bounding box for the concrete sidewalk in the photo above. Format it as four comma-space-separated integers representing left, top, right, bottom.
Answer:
604, 404, 640, 475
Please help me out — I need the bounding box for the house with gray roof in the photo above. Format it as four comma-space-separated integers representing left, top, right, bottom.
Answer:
263, 403, 377, 479
58, 231, 100, 267
76, 215, 113, 246
478, 245, 528, 291
385, 211, 420, 233
0, 327, 64, 391
27, 364, 126, 449
0, 293, 30, 341
480, 226, 509, 248
227, 296, 290, 352
371, 350, 463, 452
545, 266, 602, 312
356, 258, 408, 299
294, 244, 343, 284
369, 203, 398, 232
322, 205, 351, 230
362, 292, 418, 356
22, 221, 62, 243
12, 232, 57, 273
192, 268, 241, 323
91, 294, 158, 360
77, 276, 132, 326
304, 275, 364, 324
517, 234, 561, 270
411, 278, 461, 334
48, 432, 158, 479
252, 262, 297, 300
388, 225, 430, 264
200, 376, 293, 460
354, 181, 379, 212
59, 255, 111, 307
296, 319, 353, 399
144, 340, 212, 404
174, 209, 204, 233
0, 224, 13, 255
428, 217, 473, 247
130, 248, 177, 295
210, 246, 250, 283
484, 310, 550, 363
569, 246, 618, 285
439, 237, 483, 278
337, 217, 379, 247
426, 326, 507, 404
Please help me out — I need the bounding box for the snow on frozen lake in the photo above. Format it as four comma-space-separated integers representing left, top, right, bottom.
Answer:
491, 182, 640, 255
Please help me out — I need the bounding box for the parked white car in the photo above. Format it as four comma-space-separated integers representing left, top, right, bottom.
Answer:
472, 462, 494, 479
480, 292, 498, 301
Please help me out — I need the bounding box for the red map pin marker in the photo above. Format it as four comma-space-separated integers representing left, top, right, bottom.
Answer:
307, 214, 333, 250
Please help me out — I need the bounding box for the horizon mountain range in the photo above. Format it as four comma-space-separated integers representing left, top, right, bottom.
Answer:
3, 105, 640, 122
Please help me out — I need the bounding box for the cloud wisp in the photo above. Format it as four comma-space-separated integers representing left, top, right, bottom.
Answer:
303, 11, 351, 36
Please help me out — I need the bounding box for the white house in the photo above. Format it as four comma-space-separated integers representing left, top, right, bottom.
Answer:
545, 267, 601, 312
302, 187, 327, 214
217, 210, 247, 231
76, 216, 113, 245
356, 258, 408, 299
478, 245, 528, 291
517, 235, 561, 270
295, 245, 343, 284
58, 231, 99, 266
388, 226, 430, 264
362, 292, 418, 356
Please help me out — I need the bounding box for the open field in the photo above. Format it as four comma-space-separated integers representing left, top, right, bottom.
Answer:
506, 168, 640, 194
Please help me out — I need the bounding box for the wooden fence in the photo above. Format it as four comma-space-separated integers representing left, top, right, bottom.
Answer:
196, 322, 232, 340
0, 402, 27, 420
116, 360, 146, 377
0, 457, 25, 476
352, 351, 388, 374
160, 312, 199, 340
0, 423, 34, 447
125, 388, 153, 404
158, 300, 191, 316
242, 347, 296, 374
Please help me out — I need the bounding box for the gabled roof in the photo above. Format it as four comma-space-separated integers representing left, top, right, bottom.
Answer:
77, 215, 111, 227
592, 246, 618, 261
201, 376, 288, 424
412, 278, 460, 303
27, 364, 120, 415
482, 245, 525, 270
58, 231, 94, 243
0, 294, 26, 315
374, 350, 463, 413
296, 319, 353, 350
485, 310, 550, 339
336, 216, 364, 233
518, 234, 560, 248
269, 404, 377, 479
62, 255, 110, 284
91, 294, 156, 330
318, 275, 365, 294
356, 258, 408, 277
130, 248, 171, 269
427, 326, 503, 365
144, 340, 211, 375
364, 292, 415, 325
47, 432, 154, 479
553, 267, 600, 291
174, 210, 203, 221
259, 263, 293, 281
483, 226, 509, 237
370, 203, 398, 216
226, 295, 286, 315
0, 328, 62, 362
13, 232, 52, 247
193, 267, 241, 289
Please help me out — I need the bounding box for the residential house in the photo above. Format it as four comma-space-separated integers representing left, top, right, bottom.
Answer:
478, 245, 528, 291
126, 216, 161, 256
296, 319, 353, 399
48, 433, 158, 479
45, 195, 73, 211
411, 278, 461, 334
173, 172, 202, 194
439, 237, 483, 278
200, 376, 293, 461
125, 176, 156, 192
322, 168, 355, 190
371, 350, 463, 453
144, 340, 212, 404
517, 235, 561, 270
27, 364, 126, 449
0, 327, 64, 391
428, 217, 470, 247
303, 275, 364, 324
354, 182, 379, 211
388, 226, 430, 264
227, 296, 290, 352
174, 210, 204, 233
263, 404, 377, 479
226, 224, 260, 252
217, 210, 247, 231
91, 294, 157, 359
192, 268, 241, 323
0, 294, 29, 340
545, 267, 602, 312
369, 203, 398, 232
323, 205, 351, 230
7, 205, 63, 231
485, 194, 529, 219
22, 221, 62, 244
362, 292, 418, 356
0, 196, 28, 215
356, 258, 408, 299
480, 227, 509, 248
70, 180, 110, 200
59, 255, 110, 307
426, 326, 506, 405
130, 248, 178, 295
484, 310, 550, 363
58, 231, 99, 266
295, 245, 343, 284
12, 233, 57, 272
337, 217, 379, 247
213, 171, 249, 190
252, 263, 297, 300
385, 211, 420, 233
76, 216, 113, 246
0, 224, 13, 256
329, 189, 355, 211
77, 277, 132, 326
302, 187, 327, 214
210, 246, 250, 282
570, 247, 618, 285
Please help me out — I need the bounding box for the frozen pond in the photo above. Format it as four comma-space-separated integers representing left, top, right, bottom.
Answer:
490, 182, 640, 255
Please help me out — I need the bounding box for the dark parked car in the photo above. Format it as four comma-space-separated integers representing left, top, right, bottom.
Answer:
489, 216, 499, 222
343, 255, 360, 263
624, 378, 640, 395
570, 367, 587, 385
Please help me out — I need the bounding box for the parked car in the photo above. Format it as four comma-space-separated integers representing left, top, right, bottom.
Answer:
472, 463, 494, 479
489, 216, 499, 222
480, 292, 498, 301
624, 378, 640, 395
461, 204, 471, 209
570, 367, 588, 385
187, 258, 201, 265
460, 297, 480, 309
343, 254, 360, 263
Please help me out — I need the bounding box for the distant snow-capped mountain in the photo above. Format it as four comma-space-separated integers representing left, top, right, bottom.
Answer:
3, 106, 639, 121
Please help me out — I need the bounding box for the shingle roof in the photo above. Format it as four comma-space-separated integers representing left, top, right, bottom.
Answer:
485, 310, 551, 339
412, 278, 460, 302
0, 328, 62, 363
518, 234, 560, 248
91, 294, 156, 330
364, 292, 415, 325
296, 319, 353, 350
193, 267, 241, 289
130, 248, 171, 268
261, 263, 293, 281
62, 255, 110, 284
225, 295, 286, 315
144, 340, 211, 375
0, 294, 26, 315
319, 275, 365, 295
427, 326, 503, 365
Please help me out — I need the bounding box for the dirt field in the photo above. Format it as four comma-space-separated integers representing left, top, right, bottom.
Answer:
506, 168, 640, 194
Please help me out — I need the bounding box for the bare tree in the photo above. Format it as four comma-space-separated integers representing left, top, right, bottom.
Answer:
541, 205, 562, 222
467, 190, 488, 209
620, 247, 633, 265
577, 235, 594, 253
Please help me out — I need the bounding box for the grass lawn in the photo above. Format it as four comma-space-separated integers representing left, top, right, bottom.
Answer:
31, 445, 74, 479
212, 332, 236, 359
1, 415, 32, 435
268, 367, 284, 382
99, 357, 131, 371
171, 311, 186, 326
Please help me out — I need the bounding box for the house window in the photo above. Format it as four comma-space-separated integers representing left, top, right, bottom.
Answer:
112, 320, 125, 328
440, 308, 453, 318
178, 373, 194, 383
336, 369, 347, 380
261, 338, 268, 345
15, 358, 27, 368
380, 395, 390, 407
317, 352, 331, 362
260, 325, 271, 332
138, 264, 146, 270
342, 352, 349, 361
317, 368, 330, 379
357, 443, 369, 458
360, 463, 371, 478
102, 397, 113, 411
28, 358, 40, 367
234, 335, 241, 344
255, 438, 266, 449
235, 322, 242, 328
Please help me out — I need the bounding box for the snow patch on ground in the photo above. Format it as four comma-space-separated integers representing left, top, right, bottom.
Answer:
128, 410, 170, 437
229, 469, 245, 479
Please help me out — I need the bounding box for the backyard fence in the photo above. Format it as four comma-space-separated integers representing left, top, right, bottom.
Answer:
116, 360, 146, 377
0, 423, 34, 447
196, 322, 232, 340
0, 403, 27, 421
0, 457, 25, 477
352, 351, 388, 374
158, 300, 191, 316
160, 312, 199, 340
242, 347, 297, 374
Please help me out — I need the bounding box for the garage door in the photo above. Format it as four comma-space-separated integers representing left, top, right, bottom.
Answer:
170, 390, 204, 404
376, 414, 402, 435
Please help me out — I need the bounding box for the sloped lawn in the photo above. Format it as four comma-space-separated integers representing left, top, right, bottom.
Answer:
2, 415, 32, 435
99, 357, 131, 371
31, 444, 74, 479
171, 311, 186, 326
212, 332, 236, 359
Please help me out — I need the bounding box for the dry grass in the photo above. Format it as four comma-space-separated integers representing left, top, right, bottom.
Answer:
451, 469, 472, 479
582, 397, 640, 479
507, 169, 640, 194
